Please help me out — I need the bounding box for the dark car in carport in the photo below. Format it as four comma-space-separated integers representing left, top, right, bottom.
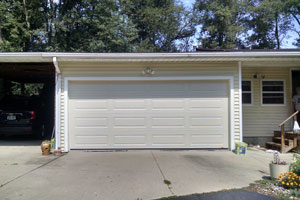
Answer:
0, 95, 44, 138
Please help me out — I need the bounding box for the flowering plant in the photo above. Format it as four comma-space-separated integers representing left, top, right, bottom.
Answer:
279, 172, 300, 189
272, 152, 287, 165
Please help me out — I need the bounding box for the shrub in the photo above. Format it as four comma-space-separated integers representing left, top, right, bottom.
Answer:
279, 172, 300, 189
291, 154, 300, 176
290, 189, 300, 198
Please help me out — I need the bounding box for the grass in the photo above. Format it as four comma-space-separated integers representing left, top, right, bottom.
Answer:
164, 179, 171, 186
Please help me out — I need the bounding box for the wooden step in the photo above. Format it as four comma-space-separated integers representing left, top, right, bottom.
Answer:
266, 130, 298, 153
274, 131, 297, 139
273, 137, 294, 146
266, 141, 295, 153
266, 141, 281, 149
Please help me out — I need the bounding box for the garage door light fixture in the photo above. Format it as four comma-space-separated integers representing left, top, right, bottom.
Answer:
142, 67, 155, 76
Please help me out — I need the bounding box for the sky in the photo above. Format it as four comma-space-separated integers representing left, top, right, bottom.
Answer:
181, 0, 298, 49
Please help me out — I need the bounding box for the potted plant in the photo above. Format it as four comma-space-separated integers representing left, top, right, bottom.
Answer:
269, 152, 290, 179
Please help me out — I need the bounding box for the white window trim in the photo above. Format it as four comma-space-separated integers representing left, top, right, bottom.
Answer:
261, 79, 286, 106
242, 79, 253, 106
63, 76, 236, 152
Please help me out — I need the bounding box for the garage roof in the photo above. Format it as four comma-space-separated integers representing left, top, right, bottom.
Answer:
0, 52, 300, 63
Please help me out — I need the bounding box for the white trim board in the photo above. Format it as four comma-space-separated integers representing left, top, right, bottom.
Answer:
63, 76, 236, 152
238, 62, 243, 142
55, 73, 62, 150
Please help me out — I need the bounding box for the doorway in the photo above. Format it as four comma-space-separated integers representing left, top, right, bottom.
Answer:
292, 70, 300, 96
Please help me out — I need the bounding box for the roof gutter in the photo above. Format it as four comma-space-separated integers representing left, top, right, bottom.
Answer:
0, 52, 299, 62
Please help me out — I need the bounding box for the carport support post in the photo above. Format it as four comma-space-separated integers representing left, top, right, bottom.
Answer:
54, 57, 61, 150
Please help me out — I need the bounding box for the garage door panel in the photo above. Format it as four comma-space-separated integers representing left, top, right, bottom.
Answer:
113, 100, 147, 110
189, 99, 227, 109
71, 100, 108, 110
113, 135, 147, 145
113, 117, 147, 128
151, 117, 185, 128
152, 134, 185, 145
72, 135, 109, 147
152, 99, 185, 110
69, 80, 229, 149
190, 117, 224, 127
190, 135, 225, 146
74, 117, 108, 128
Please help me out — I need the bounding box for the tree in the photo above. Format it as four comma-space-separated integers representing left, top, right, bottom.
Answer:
245, 0, 292, 49
0, 0, 28, 51
193, 0, 246, 49
53, 0, 138, 52
119, 0, 196, 52
285, 0, 300, 48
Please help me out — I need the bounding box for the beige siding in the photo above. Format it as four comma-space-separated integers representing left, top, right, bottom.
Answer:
59, 61, 241, 151
242, 67, 298, 137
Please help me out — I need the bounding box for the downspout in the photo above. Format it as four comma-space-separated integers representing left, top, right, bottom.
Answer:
53, 57, 61, 74
53, 57, 61, 150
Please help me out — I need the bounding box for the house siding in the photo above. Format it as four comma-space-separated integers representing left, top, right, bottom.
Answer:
242, 67, 298, 138
58, 61, 241, 151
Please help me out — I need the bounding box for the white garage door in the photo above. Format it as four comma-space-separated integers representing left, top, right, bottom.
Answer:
68, 80, 229, 149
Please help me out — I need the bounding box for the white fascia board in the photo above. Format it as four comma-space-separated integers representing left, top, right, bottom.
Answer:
0, 53, 51, 62
0, 52, 299, 63
42, 52, 300, 61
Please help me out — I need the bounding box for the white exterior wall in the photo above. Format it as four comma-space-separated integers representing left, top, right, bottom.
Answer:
58, 61, 241, 151
242, 67, 300, 137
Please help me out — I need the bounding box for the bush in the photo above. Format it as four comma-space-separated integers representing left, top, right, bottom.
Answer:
291, 154, 300, 176
279, 172, 300, 189
291, 189, 300, 198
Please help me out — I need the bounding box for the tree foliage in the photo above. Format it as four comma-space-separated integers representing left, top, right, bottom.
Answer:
193, 0, 246, 49
245, 0, 292, 49
285, 0, 300, 48
0, 0, 299, 52
119, 0, 196, 52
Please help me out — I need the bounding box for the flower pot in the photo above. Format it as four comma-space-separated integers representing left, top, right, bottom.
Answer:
269, 163, 290, 179
41, 140, 51, 156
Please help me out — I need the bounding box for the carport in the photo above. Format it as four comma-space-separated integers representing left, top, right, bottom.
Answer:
0, 61, 56, 145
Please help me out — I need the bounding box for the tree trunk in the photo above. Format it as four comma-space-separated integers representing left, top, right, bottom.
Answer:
0, 25, 2, 42
47, 0, 52, 49
23, 0, 32, 51
275, 14, 280, 49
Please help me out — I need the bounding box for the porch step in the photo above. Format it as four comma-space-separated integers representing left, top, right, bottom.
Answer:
266, 142, 281, 150
274, 131, 296, 139
273, 137, 294, 146
265, 130, 298, 153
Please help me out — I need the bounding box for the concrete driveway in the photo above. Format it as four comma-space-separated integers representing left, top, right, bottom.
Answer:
0, 146, 292, 200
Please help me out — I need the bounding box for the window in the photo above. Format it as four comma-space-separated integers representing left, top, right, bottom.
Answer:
262, 80, 285, 105
242, 81, 252, 104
